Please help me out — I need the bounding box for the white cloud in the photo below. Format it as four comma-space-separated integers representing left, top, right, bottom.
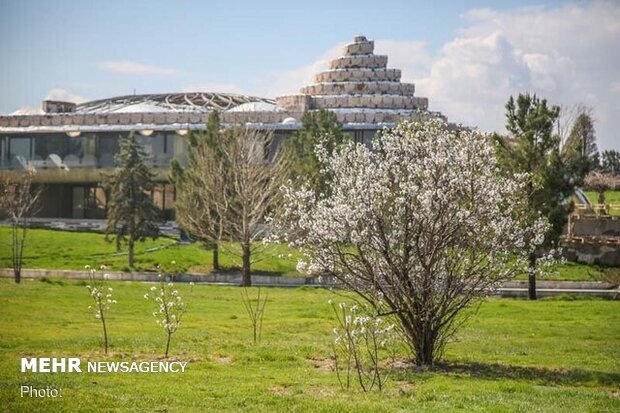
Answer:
416, 1, 620, 150
45, 88, 86, 103
254, 43, 345, 98
375, 40, 431, 83
98, 60, 178, 76
254, 2, 619, 150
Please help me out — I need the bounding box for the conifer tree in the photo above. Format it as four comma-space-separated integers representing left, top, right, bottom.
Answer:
283, 109, 348, 196
104, 133, 161, 267
494, 93, 573, 300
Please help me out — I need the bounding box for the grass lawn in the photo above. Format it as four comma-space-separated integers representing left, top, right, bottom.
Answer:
583, 190, 620, 216
0, 227, 607, 281
0, 227, 302, 275
0, 279, 618, 412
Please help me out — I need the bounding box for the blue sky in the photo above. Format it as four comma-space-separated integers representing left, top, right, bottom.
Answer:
1, 0, 618, 149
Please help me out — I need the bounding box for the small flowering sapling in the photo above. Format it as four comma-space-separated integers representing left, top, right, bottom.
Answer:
330, 300, 396, 392
85, 265, 117, 354
145, 275, 186, 358
240, 287, 268, 344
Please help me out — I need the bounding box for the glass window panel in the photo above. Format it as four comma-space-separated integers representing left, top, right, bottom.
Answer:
98, 134, 120, 167
9, 137, 31, 168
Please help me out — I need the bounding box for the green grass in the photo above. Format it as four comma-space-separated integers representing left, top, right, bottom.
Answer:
1, 227, 608, 281
515, 261, 605, 282
0, 227, 302, 275
583, 190, 620, 216
0, 279, 618, 412
584, 190, 620, 205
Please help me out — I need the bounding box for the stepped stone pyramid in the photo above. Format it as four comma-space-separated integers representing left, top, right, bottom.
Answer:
276, 35, 429, 113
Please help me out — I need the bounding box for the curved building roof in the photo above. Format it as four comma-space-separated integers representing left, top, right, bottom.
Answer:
75, 92, 276, 114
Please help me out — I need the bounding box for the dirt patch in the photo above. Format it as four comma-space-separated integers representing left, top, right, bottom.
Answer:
211, 355, 233, 364
307, 357, 334, 372
304, 385, 336, 398
270, 385, 294, 397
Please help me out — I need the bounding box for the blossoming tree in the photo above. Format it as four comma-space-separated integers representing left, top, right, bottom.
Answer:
85, 266, 116, 354
145, 275, 186, 358
279, 119, 547, 366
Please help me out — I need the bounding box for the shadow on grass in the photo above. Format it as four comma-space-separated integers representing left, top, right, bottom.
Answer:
394, 360, 620, 387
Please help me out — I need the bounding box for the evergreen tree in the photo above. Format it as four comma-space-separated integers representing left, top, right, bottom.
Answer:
562, 112, 599, 184
104, 133, 161, 267
494, 93, 573, 300
283, 109, 348, 195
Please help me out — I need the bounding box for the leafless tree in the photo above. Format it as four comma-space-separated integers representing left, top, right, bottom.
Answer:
0, 171, 41, 283
220, 128, 290, 285
240, 287, 268, 344
175, 125, 290, 286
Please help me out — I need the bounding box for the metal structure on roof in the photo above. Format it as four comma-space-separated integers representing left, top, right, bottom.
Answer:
75, 92, 276, 114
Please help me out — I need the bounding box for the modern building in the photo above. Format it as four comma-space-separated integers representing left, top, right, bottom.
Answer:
0, 35, 444, 219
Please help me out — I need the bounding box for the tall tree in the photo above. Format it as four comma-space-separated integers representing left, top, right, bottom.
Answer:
494, 93, 573, 300
174, 124, 290, 286
171, 111, 224, 270
562, 111, 599, 184
104, 133, 161, 267
0, 171, 41, 283
600, 150, 620, 175
283, 108, 348, 195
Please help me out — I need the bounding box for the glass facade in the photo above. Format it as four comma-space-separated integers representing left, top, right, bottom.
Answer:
0, 127, 379, 218
0, 131, 183, 170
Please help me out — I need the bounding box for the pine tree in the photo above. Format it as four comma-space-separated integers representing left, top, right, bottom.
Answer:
283, 109, 348, 195
104, 133, 161, 267
494, 93, 573, 300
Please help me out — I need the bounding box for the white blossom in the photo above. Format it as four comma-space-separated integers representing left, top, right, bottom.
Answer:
276, 118, 548, 365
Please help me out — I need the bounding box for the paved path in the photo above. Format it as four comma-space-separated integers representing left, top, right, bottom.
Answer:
1, 268, 617, 298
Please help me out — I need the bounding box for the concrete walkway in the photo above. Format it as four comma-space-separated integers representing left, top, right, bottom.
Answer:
1, 268, 618, 298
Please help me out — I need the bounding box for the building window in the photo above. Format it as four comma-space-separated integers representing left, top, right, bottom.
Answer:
8, 136, 32, 168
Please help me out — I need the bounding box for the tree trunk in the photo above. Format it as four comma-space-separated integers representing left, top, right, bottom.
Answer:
165, 332, 171, 358
528, 254, 537, 300
241, 242, 251, 286
413, 327, 436, 367
12, 225, 21, 284
101, 311, 108, 355
128, 237, 135, 267
213, 243, 219, 271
